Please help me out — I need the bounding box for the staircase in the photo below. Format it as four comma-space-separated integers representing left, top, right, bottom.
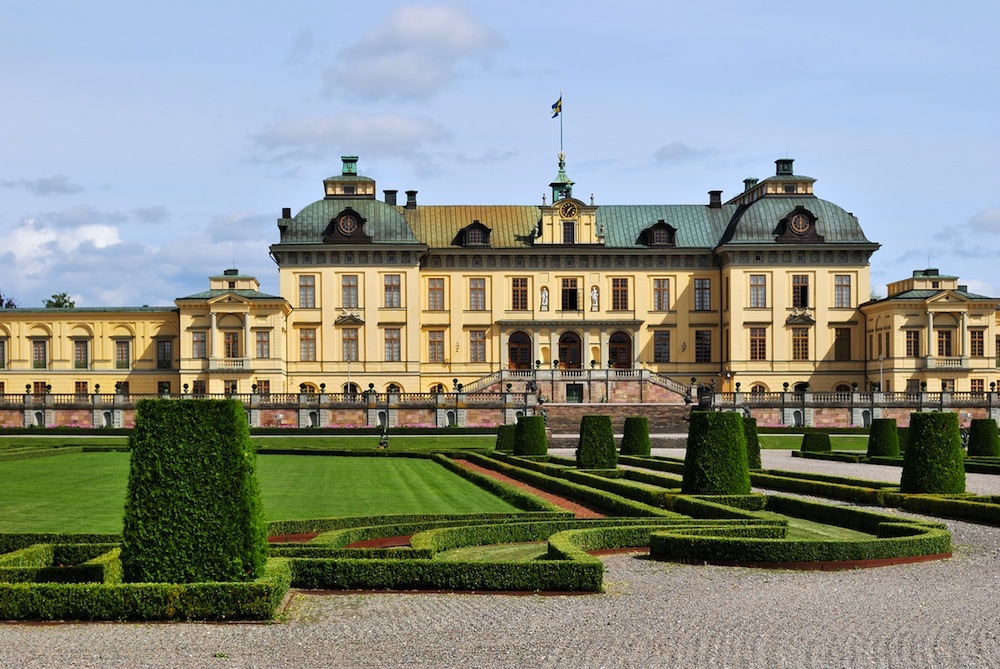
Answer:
540, 403, 691, 445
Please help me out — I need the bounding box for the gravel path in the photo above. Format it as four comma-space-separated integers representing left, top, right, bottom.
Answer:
4, 450, 1000, 668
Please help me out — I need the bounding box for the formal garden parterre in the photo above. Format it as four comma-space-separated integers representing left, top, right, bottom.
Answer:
3, 404, 1000, 621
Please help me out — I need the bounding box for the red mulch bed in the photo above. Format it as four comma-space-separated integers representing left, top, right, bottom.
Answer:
453, 459, 606, 518
268, 532, 320, 543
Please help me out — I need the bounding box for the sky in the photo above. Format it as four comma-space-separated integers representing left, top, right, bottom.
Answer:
2, 1, 999, 308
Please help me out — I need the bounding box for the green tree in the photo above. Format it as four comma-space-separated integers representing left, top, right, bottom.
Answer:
0, 290, 16, 308
43, 292, 75, 308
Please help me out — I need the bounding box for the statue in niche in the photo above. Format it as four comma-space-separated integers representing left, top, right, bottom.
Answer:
591, 286, 599, 311
540, 286, 549, 311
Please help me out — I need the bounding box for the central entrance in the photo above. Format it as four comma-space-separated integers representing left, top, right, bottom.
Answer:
609, 331, 633, 369
558, 331, 582, 369
508, 331, 532, 369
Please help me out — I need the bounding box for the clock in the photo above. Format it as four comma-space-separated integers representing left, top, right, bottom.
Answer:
338, 213, 358, 235
789, 213, 810, 234
559, 202, 578, 218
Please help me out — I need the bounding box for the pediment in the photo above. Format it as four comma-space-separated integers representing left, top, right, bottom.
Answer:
335, 313, 365, 326
785, 309, 816, 325
207, 293, 252, 306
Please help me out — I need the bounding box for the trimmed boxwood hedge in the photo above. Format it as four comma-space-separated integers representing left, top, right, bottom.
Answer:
743, 416, 761, 469
495, 424, 516, 452
900, 412, 966, 494
682, 412, 751, 495
867, 418, 900, 457
577, 415, 617, 469
967, 418, 1000, 457
121, 399, 268, 584
620, 416, 651, 457
800, 432, 832, 452
514, 415, 548, 456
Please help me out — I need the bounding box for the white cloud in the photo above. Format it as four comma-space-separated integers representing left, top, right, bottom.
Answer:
0, 175, 83, 195
970, 206, 1000, 232
324, 4, 504, 100
653, 141, 710, 163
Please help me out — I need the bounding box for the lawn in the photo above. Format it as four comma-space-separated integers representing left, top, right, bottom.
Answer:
759, 435, 869, 451
0, 452, 519, 534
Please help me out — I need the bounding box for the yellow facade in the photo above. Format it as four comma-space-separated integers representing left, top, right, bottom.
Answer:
3, 155, 994, 401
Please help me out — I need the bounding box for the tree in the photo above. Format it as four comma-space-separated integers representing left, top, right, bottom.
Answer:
43, 292, 75, 308
0, 290, 16, 308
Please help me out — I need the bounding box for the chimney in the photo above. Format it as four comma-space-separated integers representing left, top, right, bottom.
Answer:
959, 284, 968, 292
708, 190, 722, 208
384, 190, 398, 206
775, 158, 794, 176
281, 207, 291, 218
743, 178, 758, 192
405, 190, 418, 209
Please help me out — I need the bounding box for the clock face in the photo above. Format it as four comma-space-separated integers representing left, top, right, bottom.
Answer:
338, 214, 358, 235
559, 202, 578, 219
789, 213, 810, 234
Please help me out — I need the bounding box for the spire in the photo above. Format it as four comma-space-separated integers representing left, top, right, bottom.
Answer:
550, 151, 574, 202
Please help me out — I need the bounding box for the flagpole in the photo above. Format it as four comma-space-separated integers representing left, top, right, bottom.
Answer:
559, 89, 564, 153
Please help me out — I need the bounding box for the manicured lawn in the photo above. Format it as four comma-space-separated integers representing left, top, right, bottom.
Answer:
0, 436, 128, 453
0, 452, 519, 534
759, 435, 869, 451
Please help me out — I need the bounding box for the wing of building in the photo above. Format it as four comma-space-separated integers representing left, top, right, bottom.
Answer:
2, 153, 995, 427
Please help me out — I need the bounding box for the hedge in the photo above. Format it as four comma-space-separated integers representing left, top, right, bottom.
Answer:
121, 399, 267, 584
620, 417, 651, 457
495, 424, 516, 452
743, 416, 762, 469
576, 415, 617, 469
433, 454, 564, 512
867, 418, 900, 457
682, 412, 751, 495
967, 419, 1000, 457
514, 415, 548, 456
800, 432, 832, 452
900, 412, 966, 494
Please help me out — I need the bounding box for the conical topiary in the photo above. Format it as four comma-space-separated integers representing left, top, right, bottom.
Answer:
495, 424, 516, 451
682, 411, 751, 495
577, 415, 617, 469
620, 416, 651, 456
514, 415, 548, 455
900, 412, 965, 494
967, 418, 1000, 457
743, 415, 761, 469
867, 418, 900, 457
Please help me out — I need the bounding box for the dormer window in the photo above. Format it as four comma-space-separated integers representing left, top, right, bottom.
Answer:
651, 228, 672, 245
467, 227, 486, 245
640, 220, 677, 247
455, 220, 492, 247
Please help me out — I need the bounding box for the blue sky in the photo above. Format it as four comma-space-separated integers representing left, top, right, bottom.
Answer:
2, 1, 999, 307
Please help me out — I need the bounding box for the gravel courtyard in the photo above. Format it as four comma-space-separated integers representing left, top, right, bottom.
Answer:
3, 451, 999, 668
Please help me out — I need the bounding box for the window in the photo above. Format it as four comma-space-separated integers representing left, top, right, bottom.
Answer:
192, 331, 207, 359
971, 378, 985, 395
651, 227, 673, 245
792, 275, 809, 308
561, 278, 579, 311
256, 379, 270, 395
653, 331, 670, 363
342, 275, 359, 308
469, 278, 486, 310
467, 227, 486, 245
834, 275, 852, 308
75, 381, 88, 397
653, 279, 670, 311
694, 279, 711, 311
385, 328, 401, 361
749, 275, 767, 308
33, 381, 48, 395
694, 330, 711, 362
74, 340, 89, 369
300, 329, 316, 361
0, 340, 5, 369
428, 278, 445, 311
906, 331, 921, 358
937, 330, 953, 357
562, 221, 575, 244
384, 275, 401, 308
156, 340, 172, 369
971, 330, 985, 357
750, 328, 767, 361
942, 379, 955, 392
32, 340, 47, 369
192, 380, 206, 396
511, 277, 528, 310
224, 332, 240, 358
255, 331, 270, 359
612, 278, 628, 310
470, 330, 486, 363
115, 340, 130, 369
428, 330, 445, 363
834, 327, 852, 361
224, 380, 238, 396
299, 274, 316, 308
343, 328, 359, 361
793, 328, 809, 360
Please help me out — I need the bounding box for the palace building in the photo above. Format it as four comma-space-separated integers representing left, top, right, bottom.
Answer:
0, 153, 996, 423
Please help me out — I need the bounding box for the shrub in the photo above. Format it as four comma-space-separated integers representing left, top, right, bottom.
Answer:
967, 419, 1000, 457
867, 418, 900, 457
495, 424, 516, 452
620, 416, 651, 457
743, 416, 761, 469
800, 431, 832, 452
121, 399, 267, 584
900, 412, 966, 494
513, 415, 547, 456
577, 415, 617, 469
682, 412, 751, 495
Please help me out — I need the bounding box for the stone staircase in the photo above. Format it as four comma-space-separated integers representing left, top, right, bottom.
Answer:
540, 402, 691, 448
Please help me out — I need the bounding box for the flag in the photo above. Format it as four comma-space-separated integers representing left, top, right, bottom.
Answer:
551, 96, 562, 118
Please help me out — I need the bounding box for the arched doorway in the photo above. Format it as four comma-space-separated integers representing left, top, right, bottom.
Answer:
508, 331, 532, 369
609, 331, 633, 369
558, 332, 582, 369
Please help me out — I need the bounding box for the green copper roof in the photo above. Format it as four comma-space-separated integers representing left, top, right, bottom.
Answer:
175, 289, 284, 301
872, 289, 997, 302
597, 205, 736, 248
720, 197, 876, 245
278, 199, 421, 245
